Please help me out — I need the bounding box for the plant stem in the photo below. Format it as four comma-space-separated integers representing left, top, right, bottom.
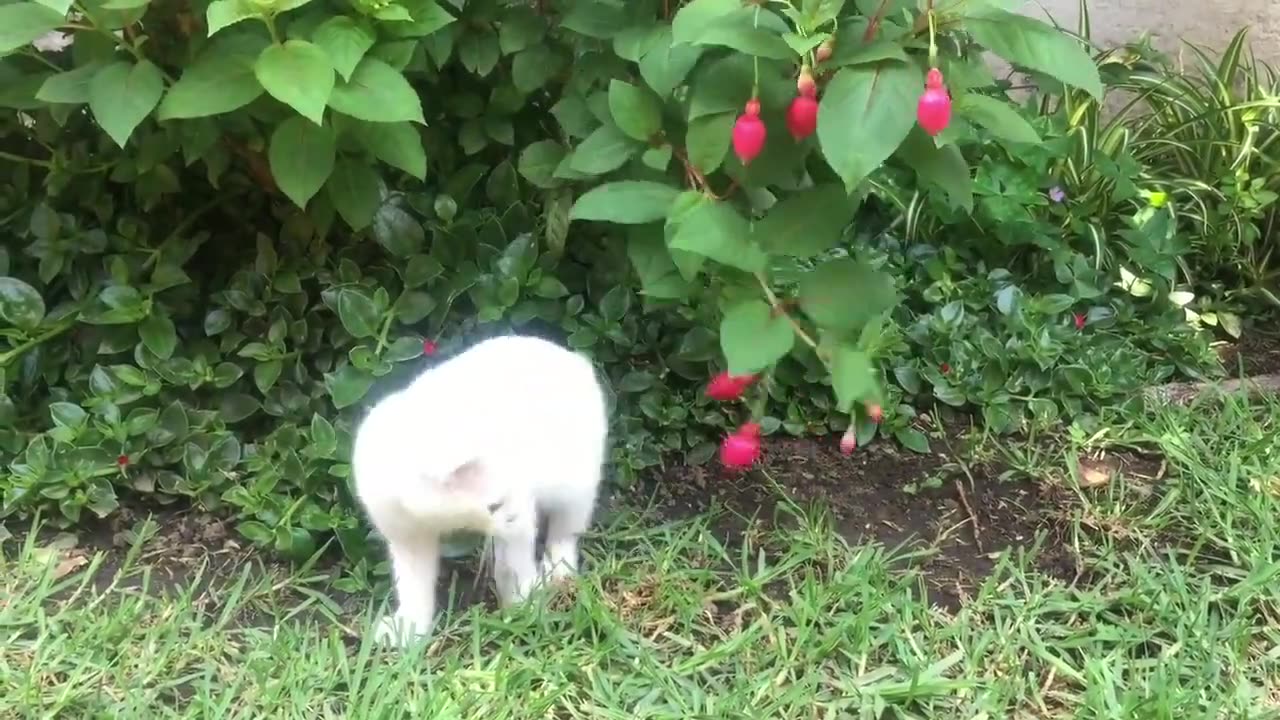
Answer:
0, 150, 54, 169
0, 318, 77, 368
374, 313, 394, 355
755, 272, 823, 356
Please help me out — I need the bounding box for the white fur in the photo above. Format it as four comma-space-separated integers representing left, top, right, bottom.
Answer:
351, 335, 608, 647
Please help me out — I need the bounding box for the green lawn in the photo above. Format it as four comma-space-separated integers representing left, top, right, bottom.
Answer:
4, 397, 1280, 718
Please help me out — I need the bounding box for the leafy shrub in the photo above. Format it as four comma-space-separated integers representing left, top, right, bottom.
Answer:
0, 0, 1223, 567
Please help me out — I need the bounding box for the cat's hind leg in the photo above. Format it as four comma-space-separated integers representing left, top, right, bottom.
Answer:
374, 536, 439, 647
539, 492, 596, 583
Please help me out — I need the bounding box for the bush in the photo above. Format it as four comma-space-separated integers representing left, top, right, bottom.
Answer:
0, 0, 1227, 565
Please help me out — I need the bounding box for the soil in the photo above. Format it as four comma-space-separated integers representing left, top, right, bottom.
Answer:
1217, 327, 1280, 377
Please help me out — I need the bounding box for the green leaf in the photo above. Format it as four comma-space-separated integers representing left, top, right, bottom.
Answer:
325, 365, 376, 408
327, 158, 382, 230
752, 184, 857, 257
831, 346, 873, 412
799, 257, 897, 331
955, 93, 1041, 144
313, 16, 375, 82
337, 288, 381, 339
569, 181, 679, 224
386, 0, 454, 38
608, 80, 662, 142
671, 0, 739, 44
668, 200, 767, 273
719, 300, 795, 375
0, 276, 46, 331
817, 62, 920, 191
627, 226, 690, 299
384, 336, 424, 362
205, 0, 255, 36
254, 359, 283, 394
685, 112, 733, 174
309, 413, 337, 455
328, 56, 424, 123
512, 46, 561, 92
458, 30, 500, 76
0, 4, 68, 54
639, 27, 703, 97
36, 62, 104, 105
157, 41, 265, 120
401, 254, 442, 288
518, 140, 566, 189
568, 123, 643, 175
255, 40, 335, 125
394, 291, 435, 323
894, 427, 931, 454
895, 129, 973, 211
88, 60, 165, 148
354, 121, 426, 179
268, 116, 336, 208
138, 312, 177, 359
690, 9, 791, 59
372, 203, 424, 256
963, 9, 1103, 100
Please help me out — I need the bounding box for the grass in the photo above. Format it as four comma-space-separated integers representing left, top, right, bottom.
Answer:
4, 397, 1280, 718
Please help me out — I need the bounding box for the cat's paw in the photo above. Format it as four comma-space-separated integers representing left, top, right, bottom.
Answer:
372, 612, 433, 647
538, 556, 577, 583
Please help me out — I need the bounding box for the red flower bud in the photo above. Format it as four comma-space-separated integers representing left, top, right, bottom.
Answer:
916, 68, 952, 136
815, 40, 833, 63
705, 372, 758, 401
839, 427, 857, 455
423, 339, 438, 355
732, 100, 767, 165
719, 427, 761, 468
866, 403, 883, 423
940, 362, 951, 375
796, 67, 816, 98
786, 95, 819, 141
1074, 313, 1086, 330
117, 454, 129, 468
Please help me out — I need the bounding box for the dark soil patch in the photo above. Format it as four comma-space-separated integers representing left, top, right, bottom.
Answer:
1218, 326, 1280, 377
638, 433, 1083, 610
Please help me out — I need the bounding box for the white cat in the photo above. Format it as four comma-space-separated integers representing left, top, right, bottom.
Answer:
351, 334, 608, 647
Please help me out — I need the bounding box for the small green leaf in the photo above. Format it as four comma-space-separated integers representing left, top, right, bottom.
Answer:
752, 184, 857, 257
955, 93, 1041, 144
817, 62, 920, 191
268, 116, 336, 208
384, 336, 424, 362
0, 276, 46, 331
254, 359, 283, 393
685, 112, 733, 174
608, 79, 662, 141
895, 129, 973, 211
671, 0, 739, 44
328, 56, 424, 124
138, 312, 178, 359
386, 0, 455, 38
568, 123, 644, 175
831, 346, 873, 412
963, 9, 1103, 100
372, 203, 425, 257
627, 227, 690, 299
0, 4, 69, 54
894, 427, 931, 454
36, 62, 105, 105
518, 140, 566, 189
668, 199, 767, 273
255, 40, 335, 125
309, 413, 337, 455
313, 16, 375, 81
798, 258, 897, 331
88, 60, 165, 148
338, 288, 382, 339
638, 27, 703, 97
401, 254, 443, 287
690, 8, 792, 59
205, 0, 255, 36
325, 364, 376, 408
354, 121, 426, 179
327, 158, 382, 230
157, 39, 266, 120
719, 299, 795, 375
569, 181, 679, 224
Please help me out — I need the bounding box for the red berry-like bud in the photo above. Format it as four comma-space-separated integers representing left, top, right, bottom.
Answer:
866, 403, 883, 423
786, 95, 819, 141
720, 427, 761, 468
839, 427, 857, 455
1074, 313, 1086, 330
796, 67, 816, 98
423, 339, 438, 355
815, 40, 833, 63
940, 362, 951, 375
732, 105, 767, 165
706, 372, 757, 401
117, 454, 129, 467
916, 68, 952, 136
